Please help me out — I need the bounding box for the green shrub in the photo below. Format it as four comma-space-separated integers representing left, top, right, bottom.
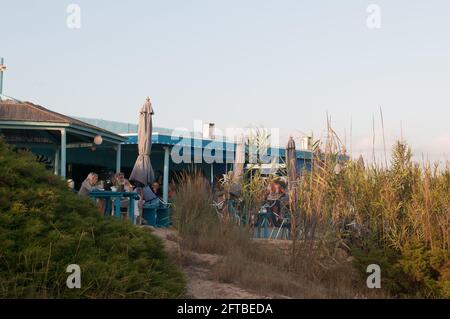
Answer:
0, 139, 185, 298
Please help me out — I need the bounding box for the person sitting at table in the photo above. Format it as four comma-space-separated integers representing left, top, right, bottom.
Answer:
168, 180, 176, 201
134, 182, 160, 225
151, 181, 163, 199
78, 172, 106, 215
115, 172, 126, 192
124, 179, 133, 192
78, 173, 98, 196
266, 180, 285, 227
103, 171, 116, 191
117, 177, 134, 219
67, 179, 76, 193
143, 184, 160, 205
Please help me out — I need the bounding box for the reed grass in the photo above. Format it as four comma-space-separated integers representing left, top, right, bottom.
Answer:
173, 125, 449, 298
291, 133, 449, 298
172, 171, 385, 298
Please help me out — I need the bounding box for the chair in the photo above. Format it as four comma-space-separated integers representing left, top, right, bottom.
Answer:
142, 200, 160, 227
270, 213, 291, 240
212, 200, 225, 219
212, 198, 242, 225
255, 201, 277, 239
156, 198, 172, 228
156, 207, 171, 227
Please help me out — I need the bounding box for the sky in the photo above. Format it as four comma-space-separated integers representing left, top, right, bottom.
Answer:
1, 0, 449, 163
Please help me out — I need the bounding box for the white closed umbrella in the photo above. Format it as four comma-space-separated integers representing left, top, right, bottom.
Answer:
129, 97, 155, 186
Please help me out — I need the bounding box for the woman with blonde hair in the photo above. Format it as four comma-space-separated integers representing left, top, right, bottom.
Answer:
78, 172, 107, 214
78, 172, 98, 196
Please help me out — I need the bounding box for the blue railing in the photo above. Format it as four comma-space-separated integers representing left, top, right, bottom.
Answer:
89, 191, 172, 227
89, 191, 139, 224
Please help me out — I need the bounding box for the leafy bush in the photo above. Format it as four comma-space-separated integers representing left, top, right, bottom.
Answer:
0, 139, 185, 298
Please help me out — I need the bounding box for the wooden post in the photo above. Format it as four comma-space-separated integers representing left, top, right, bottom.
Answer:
116, 143, 122, 173
163, 146, 170, 203
61, 129, 67, 178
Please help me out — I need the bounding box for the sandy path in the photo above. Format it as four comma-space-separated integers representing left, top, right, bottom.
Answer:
148, 227, 272, 299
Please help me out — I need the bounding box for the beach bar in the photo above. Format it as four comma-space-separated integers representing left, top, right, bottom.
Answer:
0, 98, 314, 202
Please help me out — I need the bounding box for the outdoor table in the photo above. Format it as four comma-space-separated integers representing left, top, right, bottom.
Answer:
89, 191, 139, 224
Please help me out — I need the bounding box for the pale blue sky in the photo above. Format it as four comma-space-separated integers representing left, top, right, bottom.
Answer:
1, 1, 449, 162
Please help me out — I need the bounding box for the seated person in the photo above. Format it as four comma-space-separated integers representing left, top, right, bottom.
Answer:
78, 173, 105, 215
168, 181, 175, 201
67, 179, 76, 193
134, 182, 160, 225
151, 181, 163, 199
124, 179, 133, 192
133, 182, 161, 208
143, 184, 160, 206
116, 172, 126, 192
78, 173, 98, 196
103, 172, 115, 191
117, 178, 134, 216
111, 176, 140, 218
270, 201, 283, 227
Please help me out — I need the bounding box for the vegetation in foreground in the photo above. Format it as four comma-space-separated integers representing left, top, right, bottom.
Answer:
289, 135, 449, 298
0, 139, 185, 298
173, 136, 449, 299
173, 172, 384, 298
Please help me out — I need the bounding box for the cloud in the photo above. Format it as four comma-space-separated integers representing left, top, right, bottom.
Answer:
350, 131, 450, 165
415, 133, 450, 163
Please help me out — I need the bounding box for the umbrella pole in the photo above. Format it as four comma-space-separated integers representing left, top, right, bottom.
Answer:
163, 146, 170, 203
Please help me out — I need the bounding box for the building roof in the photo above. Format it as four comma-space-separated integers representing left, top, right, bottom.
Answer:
0, 99, 126, 144
77, 117, 313, 160
76, 117, 175, 136
1, 100, 114, 133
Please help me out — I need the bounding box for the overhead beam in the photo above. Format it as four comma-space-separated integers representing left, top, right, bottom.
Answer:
69, 125, 126, 144
0, 121, 69, 129
0, 122, 125, 144
66, 142, 94, 149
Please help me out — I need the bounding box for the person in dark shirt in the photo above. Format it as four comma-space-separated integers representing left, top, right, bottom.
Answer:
151, 181, 163, 198
142, 184, 158, 203
134, 183, 160, 225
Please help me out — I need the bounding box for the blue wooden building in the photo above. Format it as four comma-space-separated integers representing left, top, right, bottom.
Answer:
0, 98, 313, 203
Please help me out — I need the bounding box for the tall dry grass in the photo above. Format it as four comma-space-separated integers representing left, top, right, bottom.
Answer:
172, 171, 384, 298
172, 123, 449, 298
290, 133, 449, 298
172, 171, 252, 255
